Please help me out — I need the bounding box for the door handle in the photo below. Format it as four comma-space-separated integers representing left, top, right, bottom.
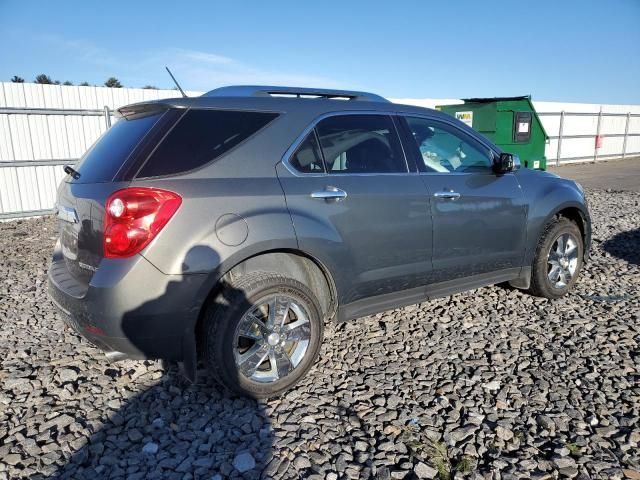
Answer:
310, 186, 348, 201
433, 191, 461, 200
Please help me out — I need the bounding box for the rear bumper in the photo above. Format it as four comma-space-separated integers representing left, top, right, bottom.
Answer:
48, 248, 208, 361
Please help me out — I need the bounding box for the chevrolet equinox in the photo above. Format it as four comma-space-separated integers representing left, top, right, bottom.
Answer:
48, 86, 592, 397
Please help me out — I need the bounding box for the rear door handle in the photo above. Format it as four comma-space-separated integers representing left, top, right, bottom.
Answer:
433, 191, 461, 200
310, 186, 348, 201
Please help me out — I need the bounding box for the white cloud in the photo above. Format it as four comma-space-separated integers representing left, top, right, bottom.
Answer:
178, 50, 234, 65
142, 48, 343, 91
40, 34, 119, 67
36, 33, 344, 91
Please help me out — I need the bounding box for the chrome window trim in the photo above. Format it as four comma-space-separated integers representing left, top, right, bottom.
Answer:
281, 110, 412, 177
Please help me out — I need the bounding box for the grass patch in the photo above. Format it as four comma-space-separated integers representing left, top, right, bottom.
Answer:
399, 423, 476, 479
565, 442, 581, 455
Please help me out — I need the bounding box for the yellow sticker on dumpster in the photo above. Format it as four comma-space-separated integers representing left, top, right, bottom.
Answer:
455, 111, 473, 128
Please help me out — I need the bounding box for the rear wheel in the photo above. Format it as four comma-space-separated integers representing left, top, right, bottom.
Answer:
203, 272, 324, 398
529, 217, 584, 299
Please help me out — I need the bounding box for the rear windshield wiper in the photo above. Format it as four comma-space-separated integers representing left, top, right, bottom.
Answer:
63, 165, 81, 180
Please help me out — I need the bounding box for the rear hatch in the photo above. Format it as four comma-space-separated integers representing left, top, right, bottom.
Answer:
52, 103, 280, 293
53, 106, 176, 292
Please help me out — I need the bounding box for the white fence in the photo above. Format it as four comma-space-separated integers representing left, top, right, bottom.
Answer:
533, 101, 640, 164
1, 83, 639, 219
0, 82, 199, 219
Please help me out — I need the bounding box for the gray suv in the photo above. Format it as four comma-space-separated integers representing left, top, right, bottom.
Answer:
48, 86, 591, 397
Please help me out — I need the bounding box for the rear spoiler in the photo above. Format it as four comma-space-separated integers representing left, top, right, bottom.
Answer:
117, 102, 183, 120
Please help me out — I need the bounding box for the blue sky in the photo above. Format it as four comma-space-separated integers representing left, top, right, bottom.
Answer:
1, 0, 638, 103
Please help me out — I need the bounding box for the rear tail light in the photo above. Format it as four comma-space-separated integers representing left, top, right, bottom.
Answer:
104, 187, 182, 258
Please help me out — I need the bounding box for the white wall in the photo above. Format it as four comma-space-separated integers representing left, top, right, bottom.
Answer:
1, 82, 638, 217
390, 97, 462, 109
0, 82, 201, 109
533, 101, 640, 163
0, 83, 199, 217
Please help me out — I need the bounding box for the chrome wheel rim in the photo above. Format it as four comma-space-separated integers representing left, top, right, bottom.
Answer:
233, 295, 311, 383
547, 232, 579, 288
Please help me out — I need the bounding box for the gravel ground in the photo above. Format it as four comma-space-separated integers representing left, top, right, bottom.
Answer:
0, 188, 638, 480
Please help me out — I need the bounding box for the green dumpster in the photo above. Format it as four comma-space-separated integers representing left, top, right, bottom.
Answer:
438, 96, 548, 170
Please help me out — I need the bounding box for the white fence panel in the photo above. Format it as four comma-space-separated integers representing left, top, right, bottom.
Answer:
0, 82, 201, 218
1, 83, 638, 218
534, 101, 640, 164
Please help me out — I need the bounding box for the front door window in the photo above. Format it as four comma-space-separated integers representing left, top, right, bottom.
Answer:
404, 117, 492, 173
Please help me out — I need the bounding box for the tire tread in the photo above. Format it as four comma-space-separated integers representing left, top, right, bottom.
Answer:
528, 217, 583, 299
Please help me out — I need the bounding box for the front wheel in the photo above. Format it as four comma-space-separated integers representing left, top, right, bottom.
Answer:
528, 217, 584, 299
203, 272, 324, 398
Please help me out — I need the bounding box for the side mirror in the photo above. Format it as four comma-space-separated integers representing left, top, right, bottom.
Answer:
492, 152, 519, 174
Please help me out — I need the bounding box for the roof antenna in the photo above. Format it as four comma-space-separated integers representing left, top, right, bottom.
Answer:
165, 66, 187, 97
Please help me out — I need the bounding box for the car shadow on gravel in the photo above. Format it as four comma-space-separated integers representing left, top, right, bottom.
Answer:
49, 367, 274, 480
47, 246, 275, 480
601, 228, 640, 265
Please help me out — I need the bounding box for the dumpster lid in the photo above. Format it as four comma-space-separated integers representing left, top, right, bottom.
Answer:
461, 95, 531, 103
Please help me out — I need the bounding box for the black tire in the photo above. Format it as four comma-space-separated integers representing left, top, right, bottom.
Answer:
203, 271, 324, 398
528, 217, 584, 299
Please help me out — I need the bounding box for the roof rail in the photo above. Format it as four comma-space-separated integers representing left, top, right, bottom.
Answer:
203, 85, 389, 103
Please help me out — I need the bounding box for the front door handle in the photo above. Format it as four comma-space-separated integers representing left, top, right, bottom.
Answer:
433, 191, 461, 200
310, 186, 348, 201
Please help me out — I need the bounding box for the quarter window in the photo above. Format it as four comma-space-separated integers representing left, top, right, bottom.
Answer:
137, 109, 279, 178
316, 115, 406, 174
404, 117, 492, 173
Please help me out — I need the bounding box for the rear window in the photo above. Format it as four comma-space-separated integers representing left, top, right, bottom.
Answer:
72, 112, 162, 183
136, 109, 279, 178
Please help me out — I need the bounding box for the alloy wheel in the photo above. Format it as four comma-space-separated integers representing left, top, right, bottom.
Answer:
233, 295, 311, 383
547, 232, 579, 288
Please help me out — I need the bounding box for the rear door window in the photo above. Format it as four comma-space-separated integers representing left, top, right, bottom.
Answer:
72, 112, 163, 183
316, 115, 407, 174
136, 109, 279, 178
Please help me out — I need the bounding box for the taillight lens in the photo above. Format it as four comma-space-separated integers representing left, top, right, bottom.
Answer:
103, 187, 182, 258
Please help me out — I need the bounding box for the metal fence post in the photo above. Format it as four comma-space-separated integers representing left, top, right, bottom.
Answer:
24, 115, 43, 210
104, 105, 111, 129
622, 112, 630, 159
594, 108, 602, 163
556, 111, 564, 166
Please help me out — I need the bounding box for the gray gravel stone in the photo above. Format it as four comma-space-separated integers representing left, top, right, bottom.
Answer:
58, 368, 78, 383
414, 462, 438, 479
1, 188, 640, 479
142, 442, 159, 455
496, 426, 514, 441
233, 452, 256, 473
